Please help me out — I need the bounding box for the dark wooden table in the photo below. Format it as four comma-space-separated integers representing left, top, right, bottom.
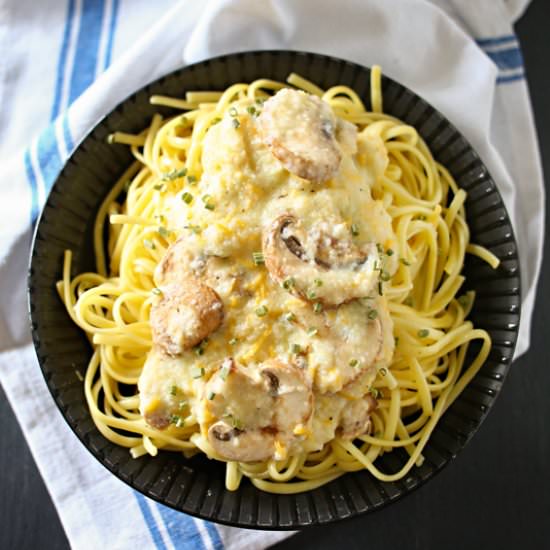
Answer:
2, 2, 549, 549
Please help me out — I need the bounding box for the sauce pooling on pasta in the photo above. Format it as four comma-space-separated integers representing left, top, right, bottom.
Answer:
139, 88, 397, 463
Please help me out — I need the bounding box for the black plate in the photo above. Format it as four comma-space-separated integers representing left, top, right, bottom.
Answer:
28, 51, 521, 529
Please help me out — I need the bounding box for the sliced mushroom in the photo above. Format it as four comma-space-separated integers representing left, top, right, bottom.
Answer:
263, 213, 380, 306
203, 358, 313, 462
337, 395, 377, 440
208, 421, 275, 462
309, 300, 386, 393
138, 348, 189, 430
258, 89, 355, 183
150, 279, 224, 356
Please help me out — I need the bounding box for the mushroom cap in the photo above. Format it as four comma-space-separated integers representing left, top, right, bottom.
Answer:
263, 213, 380, 307
258, 88, 349, 183
204, 358, 313, 462
150, 279, 224, 356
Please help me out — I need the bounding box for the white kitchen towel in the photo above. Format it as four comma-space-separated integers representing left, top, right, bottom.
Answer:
0, 1, 543, 549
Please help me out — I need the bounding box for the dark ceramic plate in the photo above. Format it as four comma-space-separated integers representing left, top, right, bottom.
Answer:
28, 51, 521, 529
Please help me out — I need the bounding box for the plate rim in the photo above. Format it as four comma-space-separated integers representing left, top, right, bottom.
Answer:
27, 49, 522, 529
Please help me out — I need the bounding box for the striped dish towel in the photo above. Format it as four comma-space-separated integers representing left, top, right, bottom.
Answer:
0, 1, 542, 549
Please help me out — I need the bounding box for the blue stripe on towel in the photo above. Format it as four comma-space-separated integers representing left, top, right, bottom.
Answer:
155, 503, 208, 550
24, 150, 40, 225
105, 0, 119, 68
68, 0, 106, 103
51, 0, 76, 120
476, 34, 516, 47
205, 520, 224, 549
134, 493, 169, 550
484, 47, 524, 72
496, 72, 525, 84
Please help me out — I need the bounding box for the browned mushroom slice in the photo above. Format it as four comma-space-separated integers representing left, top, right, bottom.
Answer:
138, 349, 189, 430
154, 236, 207, 286
207, 421, 275, 462
309, 300, 384, 393
337, 395, 378, 440
258, 88, 353, 183
259, 359, 313, 433
150, 279, 223, 356
263, 213, 380, 306
203, 358, 313, 462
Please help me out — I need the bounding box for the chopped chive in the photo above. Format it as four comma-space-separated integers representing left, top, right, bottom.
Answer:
282, 277, 295, 290
153, 183, 164, 191
400, 258, 411, 266
232, 118, 240, 129
386, 248, 394, 256
202, 194, 215, 210
252, 252, 265, 265
313, 302, 323, 313
370, 387, 380, 399
194, 340, 207, 356
291, 343, 302, 354
307, 289, 317, 300
207, 391, 216, 401
379, 367, 388, 377
228, 337, 238, 345
170, 385, 178, 396
367, 309, 378, 320
177, 400, 187, 411
143, 239, 156, 250
184, 224, 201, 234
307, 328, 318, 337
351, 223, 360, 236
380, 270, 391, 282
152, 287, 162, 296
170, 414, 185, 428
229, 106, 238, 117
376, 243, 384, 254
255, 305, 268, 317
162, 168, 187, 181
191, 366, 205, 379
219, 363, 231, 381
158, 226, 171, 238
418, 329, 429, 338
246, 105, 256, 115
284, 312, 296, 322
314, 278, 323, 287
349, 358, 359, 367
378, 281, 383, 296
181, 191, 193, 204
187, 175, 197, 184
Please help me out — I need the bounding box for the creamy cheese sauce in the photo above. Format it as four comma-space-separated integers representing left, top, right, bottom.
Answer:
138, 89, 397, 461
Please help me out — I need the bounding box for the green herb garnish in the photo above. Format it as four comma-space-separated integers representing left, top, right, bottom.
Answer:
181, 192, 193, 204
252, 252, 265, 265
255, 305, 268, 317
